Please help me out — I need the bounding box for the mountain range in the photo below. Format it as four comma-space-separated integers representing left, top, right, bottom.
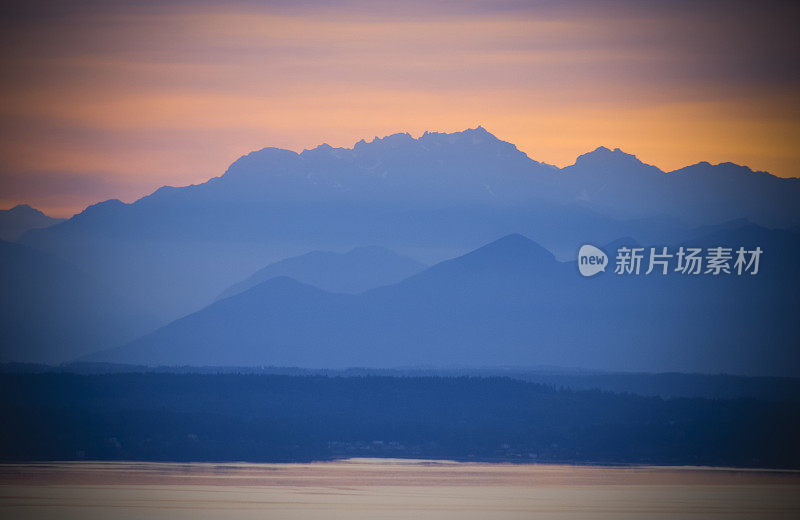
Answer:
18, 127, 799, 322
4, 127, 799, 372
86, 227, 800, 376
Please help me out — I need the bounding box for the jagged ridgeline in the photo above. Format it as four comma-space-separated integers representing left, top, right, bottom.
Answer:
4, 128, 799, 370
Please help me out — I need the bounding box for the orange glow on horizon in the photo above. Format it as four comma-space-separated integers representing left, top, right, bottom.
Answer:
1, 2, 798, 217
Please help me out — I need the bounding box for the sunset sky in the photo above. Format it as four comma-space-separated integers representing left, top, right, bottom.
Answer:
1, 0, 798, 217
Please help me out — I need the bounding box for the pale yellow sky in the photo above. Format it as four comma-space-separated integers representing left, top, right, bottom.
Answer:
1, 1, 798, 217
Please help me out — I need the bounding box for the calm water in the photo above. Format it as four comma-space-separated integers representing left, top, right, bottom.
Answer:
0, 459, 798, 519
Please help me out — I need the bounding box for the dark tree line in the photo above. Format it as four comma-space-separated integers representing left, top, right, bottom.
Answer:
1, 373, 798, 468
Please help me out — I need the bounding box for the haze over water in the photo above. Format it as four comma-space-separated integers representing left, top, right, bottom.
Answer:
1, 460, 798, 520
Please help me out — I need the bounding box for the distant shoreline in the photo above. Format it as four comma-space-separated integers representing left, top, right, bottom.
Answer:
4, 458, 800, 473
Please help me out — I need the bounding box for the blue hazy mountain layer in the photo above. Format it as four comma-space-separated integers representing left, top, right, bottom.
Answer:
217, 246, 426, 299
86, 229, 800, 376
20, 128, 798, 321
0, 205, 63, 241
0, 240, 160, 363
